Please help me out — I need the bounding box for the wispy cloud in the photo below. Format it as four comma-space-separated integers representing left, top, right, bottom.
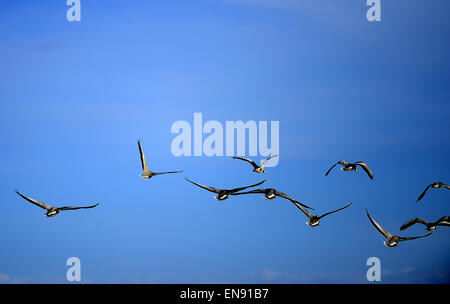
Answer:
260, 268, 281, 281
0, 272, 10, 283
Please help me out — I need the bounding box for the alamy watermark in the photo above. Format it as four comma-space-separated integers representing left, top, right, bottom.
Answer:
170, 113, 280, 167
66, 257, 81, 282
66, 0, 81, 22
366, 257, 381, 282
366, 0, 381, 22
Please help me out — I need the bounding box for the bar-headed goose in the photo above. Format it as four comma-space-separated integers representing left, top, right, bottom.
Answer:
138, 140, 182, 179
184, 178, 265, 201
416, 182, 450, 202
325, 160, 373, 180
366, 210, 432, 247
400, 216, 450, 233
15, 191, 99, 218
293, 202, 352, 228
231, 188, 314, 210
232, 155, 278, 173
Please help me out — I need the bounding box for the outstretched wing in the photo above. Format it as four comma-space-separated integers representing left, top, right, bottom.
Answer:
260, 154, 279, 167
398, 232, 432, 242
325, 161, 343, 176
291, 201, 312, 219
229, 189, 267, 195
137, 140, 149, 172
417, 184, 432, 202
232, 156, 259, 170
319, 203, 352, 219
436, 216, 450, 227
153, 170, 183, 176
441, 183, 450, 190
355, 162, 373, 180
184, 178, 219, 193
15, 191, 52, 211
399, 218, 429, 231
274, 190, 314, 210
59, 203, 99, 211
366, 210, 393, 240
229, 180, 266, 193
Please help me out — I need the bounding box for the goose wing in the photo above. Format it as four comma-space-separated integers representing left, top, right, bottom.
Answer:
325, 161, 347, 176
355, 162, 373, 179
137, 140, 149, 172
440, 183, 450, 190
229, 180, 266, 193
366, 210, 393, 240
417, 184, 432, 202
15, 191, 52, 211
260, 154, 279, 167
229, 189, 267, 195
398, 232, 432, 242
273, 190, 314, 210
399, 218, 429, 231
153, 170, 183, 175
318, 203, 352, 219
291, 201, 313, 219
59, 203, 99, 211
184, 178, 219, 193
232, 156, 259, 170
436, 216, 450, 227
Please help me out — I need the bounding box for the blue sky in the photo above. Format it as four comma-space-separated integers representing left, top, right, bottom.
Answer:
0, 0, 449, 283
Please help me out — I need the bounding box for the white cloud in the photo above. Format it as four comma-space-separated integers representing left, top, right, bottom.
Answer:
261, 268, 281, 281
0, 272, 10, 282
402, 266, 415, 273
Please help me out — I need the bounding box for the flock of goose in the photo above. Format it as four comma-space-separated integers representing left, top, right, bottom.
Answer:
14, 140, 449, 248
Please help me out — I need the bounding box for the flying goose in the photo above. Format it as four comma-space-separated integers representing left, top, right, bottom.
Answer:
138, 140, 182, 179
232, 155, 279, 173
400, 216, 450, 233
292, 202, 352, 227
231, 188, 314, 210
325, 160, 373, 180
15, 190, 99, 218
416, 182, 450, 202
184, 178, 266, 201
366, 210, 432, 247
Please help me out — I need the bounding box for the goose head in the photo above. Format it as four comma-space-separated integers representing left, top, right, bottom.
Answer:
307, 216, 320, 227
384, 239, 398, 248
214, 191, 229, 201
